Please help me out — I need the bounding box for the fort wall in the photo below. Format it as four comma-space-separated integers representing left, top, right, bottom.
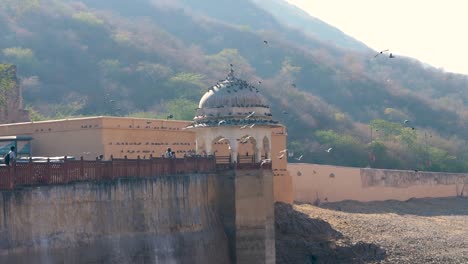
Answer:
0, 174, 230, 263
0, 169, 275, 263
289, 163, 468, 203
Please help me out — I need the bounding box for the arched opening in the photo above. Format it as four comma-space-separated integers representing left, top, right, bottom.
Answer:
237, 135, 257, 164
212, 136, 232, 164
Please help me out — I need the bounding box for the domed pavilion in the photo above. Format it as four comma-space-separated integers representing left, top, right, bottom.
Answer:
189, 69, 282, 164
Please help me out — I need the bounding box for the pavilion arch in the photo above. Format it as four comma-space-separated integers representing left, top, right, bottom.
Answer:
237, 134, 259, 163
212, 136, 232, 157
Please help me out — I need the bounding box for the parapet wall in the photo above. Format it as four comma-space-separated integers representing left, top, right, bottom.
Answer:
289, 164, 468, 203
0, 174, 230, 263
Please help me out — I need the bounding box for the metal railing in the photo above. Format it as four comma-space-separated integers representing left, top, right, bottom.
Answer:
214, 155, 272, 170
0, 154, 272, 190
0, 155, 216, 190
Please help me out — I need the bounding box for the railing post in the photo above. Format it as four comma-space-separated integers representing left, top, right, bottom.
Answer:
46, 158, 51, 184
110, 155, 114, 180
149, 154, 154, 176
28, 156, 33, 185
137, 155, 141, 177
124, 155, 128, 177
80, 156, 84, 181
8, 161, 15, 189
213, 156, 216, 172
64, 156, 68, 184
170, 158, 175, 175
95, 156, 100, 181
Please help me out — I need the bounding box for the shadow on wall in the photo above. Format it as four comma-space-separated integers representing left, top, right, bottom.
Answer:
318, 196, 468, 217
275, 202, 386, 264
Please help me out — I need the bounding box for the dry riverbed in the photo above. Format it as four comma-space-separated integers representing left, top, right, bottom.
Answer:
276, 197, 468, 263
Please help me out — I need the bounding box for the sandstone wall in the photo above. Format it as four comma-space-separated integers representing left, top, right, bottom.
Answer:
290, 163, 468, 203
0, 174, 230, 263
233, 169, 275, 264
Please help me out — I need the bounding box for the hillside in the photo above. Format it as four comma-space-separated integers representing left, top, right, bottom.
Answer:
252, 0, 370, 52
0, 0, 467, 171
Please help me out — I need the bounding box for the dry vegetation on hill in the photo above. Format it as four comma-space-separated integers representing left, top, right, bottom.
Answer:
1, 0, 468, 171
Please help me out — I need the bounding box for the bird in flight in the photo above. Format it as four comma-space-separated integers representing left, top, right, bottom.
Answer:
278, 153, 285, 159
261, 159, 271, 166
240, 136, 252, 143
279, 149, 287, 154
295, 155, 303, 161
282, 111, 288, 115
291, 83, 296, 88
374, 49, 389, 57
218, 120, 226, 126
404, 119, 410, 124
249, 124, 255, 128
218, 137, 227, 143
263, 40, 268, 45
389, 53, 396, 59
240, 125, 248, 129
166, 114, 173, 119
245, 112, 255, 119
326, 147, 333, 153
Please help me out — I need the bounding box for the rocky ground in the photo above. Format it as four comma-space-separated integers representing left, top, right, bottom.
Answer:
276, 197, 468, 264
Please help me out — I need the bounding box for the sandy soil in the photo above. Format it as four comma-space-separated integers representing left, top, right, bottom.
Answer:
294, 197, 468, 263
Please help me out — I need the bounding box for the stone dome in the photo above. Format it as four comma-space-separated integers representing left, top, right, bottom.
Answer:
192, 70, 278, 127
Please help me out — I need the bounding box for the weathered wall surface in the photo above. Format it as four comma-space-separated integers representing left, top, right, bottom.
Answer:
234, 169, 275, 264
271, 129, 293, 204
0, 174, 230, 263
290, 164, 468, 203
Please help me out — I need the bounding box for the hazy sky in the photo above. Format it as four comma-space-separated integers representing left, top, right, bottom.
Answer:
286, 0, 468, 75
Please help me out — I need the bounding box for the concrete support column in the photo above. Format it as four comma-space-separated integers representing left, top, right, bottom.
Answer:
230, 140, 239, 164
195, 138, 201, 153
255, 139, 262, 163
206, 142, 213, 155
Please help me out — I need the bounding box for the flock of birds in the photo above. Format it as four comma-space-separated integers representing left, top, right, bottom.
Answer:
108, 41, 403, 167
260, 148, 304, 166
262, 117, 417, 165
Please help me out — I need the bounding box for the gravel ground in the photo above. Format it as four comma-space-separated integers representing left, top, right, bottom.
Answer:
295, 197, 468, 264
